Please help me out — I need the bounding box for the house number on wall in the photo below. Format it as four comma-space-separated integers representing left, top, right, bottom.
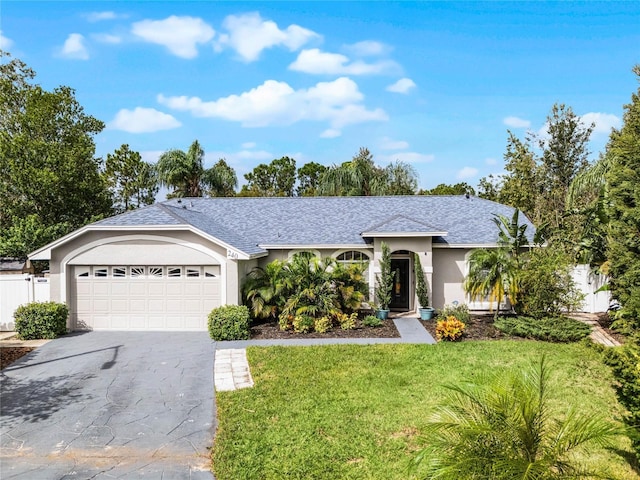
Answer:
227, 250, 239, 259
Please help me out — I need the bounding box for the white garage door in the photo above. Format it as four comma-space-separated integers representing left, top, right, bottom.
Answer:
73, 265, 221, 330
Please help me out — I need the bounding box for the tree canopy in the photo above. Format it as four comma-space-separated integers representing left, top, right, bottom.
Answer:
103, 144, 157, 213
0, 52, 112, 258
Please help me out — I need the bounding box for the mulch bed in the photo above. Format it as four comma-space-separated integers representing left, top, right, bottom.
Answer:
420, 314, 519, 342
1, 347, 34, 370
250, 318, 400, 340
594, 312, 628, 345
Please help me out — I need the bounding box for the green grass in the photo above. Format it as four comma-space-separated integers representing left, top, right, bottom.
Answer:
212, 341, 637, 479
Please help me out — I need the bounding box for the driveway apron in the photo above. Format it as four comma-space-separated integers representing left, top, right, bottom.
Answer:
1, 331, 216, 479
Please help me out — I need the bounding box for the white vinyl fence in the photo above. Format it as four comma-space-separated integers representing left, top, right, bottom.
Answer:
0, 275, 50, 331
571, 264, 610, 313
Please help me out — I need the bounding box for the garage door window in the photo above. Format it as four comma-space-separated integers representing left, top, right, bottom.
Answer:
112, 267, 126, 278
204, 266, 218, 277
131, 267, 145, 278
149, 267, 163, 277
168, 267, 182, 277
94, 267, 108, 278
186, 267, 200, 277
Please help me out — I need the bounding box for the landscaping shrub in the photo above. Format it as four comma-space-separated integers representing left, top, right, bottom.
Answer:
363, 315, 383, 328
494, 315, 591, 342
293, 315, 314, 333
336, 312, 357, 330
436, 303, 470, 324
207, 305, 250, 341
603, 337, 640, 461
314, 316, 332, 333
14, 301, 68, 340
435, 316, 466, 341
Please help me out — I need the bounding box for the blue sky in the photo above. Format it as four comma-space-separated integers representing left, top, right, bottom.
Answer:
2, 1, 639, 191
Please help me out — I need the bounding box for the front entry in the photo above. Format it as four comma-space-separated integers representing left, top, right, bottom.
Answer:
390, 258, 410, 311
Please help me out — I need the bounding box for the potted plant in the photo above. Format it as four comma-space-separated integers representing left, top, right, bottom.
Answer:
414, 253, 434, 320
375, 242, 393, 320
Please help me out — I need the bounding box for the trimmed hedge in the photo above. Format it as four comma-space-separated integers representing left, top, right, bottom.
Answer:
208, 305, 250, 341
494, 315, 591, 343
14, 301, 68, 340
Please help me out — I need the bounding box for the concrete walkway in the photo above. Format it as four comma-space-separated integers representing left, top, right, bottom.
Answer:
216, 316, 436, 350
213, 317, 435, 391
569, 313, 621, 347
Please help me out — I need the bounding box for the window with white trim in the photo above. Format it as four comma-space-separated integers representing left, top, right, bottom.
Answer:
112, 267, 126, 278
93, 267, 108, 278
186, 267, 200, 278
148, 267, 163, 278
168, 267, 182, 278
336, 251, 369, 262
131, 266, 145, 278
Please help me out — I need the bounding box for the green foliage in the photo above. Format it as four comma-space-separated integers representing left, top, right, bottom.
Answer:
375, 242, 393, 310
413, 357, 622, 479
494, 315, 592, 342
605, 65, 640, 334
435, 316, 466, 341
243, 253, 368, 332
464, 247, 518, 320
318, 147, 418, 196
296, 161, 327, 196
413, 253, 429, 308
477, 174, 501, 201
156, 140, 237, 198
292, 315, 315, 333
103, 144, 157, 213
497, 132, 539, 219
0, 52, 112, 258
436, 303, 470, 324
335, 312, 358, 330
516, 245, 585, 318
14, 301, 68, 340
419, 182, 475, 196
314, 316, 332, 333
362, 314, 383, 328
207, 305, 250, 341
241, 156, 297, 197
603, 337, 640, 461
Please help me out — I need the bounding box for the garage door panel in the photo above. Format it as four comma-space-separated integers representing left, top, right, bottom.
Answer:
74, 265, 220, 331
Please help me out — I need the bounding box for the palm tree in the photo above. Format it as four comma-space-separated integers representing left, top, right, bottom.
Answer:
413, 357, 622, 480
464, 247, 519, 320
492, 209, 530, 262
156, 140, 237, 198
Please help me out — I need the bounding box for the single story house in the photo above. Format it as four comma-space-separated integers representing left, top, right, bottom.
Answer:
29, 195, 536, 331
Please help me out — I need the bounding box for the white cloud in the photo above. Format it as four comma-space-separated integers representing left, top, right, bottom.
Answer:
320, 129, 341, 138
215, 12, 320, 62
485, 158, 498, 166
139, 150, 164, 164
60, 33, 89, 60
386, 78, 416, 94
241, 141, 257, 149
0, 31, 14, 50
85, 11, 119, 22
503, 116, 531, 128
380, 137, 409, 150
344, 40, 389, 57
581, 112, 621, 134
132, 16, 215, 59
457, 166, 479, 180
290, 48, 398, 75
380, 152, 434, 164
158, 77, 388, 131
92, 33, 122, 44
109, 107, 181, 133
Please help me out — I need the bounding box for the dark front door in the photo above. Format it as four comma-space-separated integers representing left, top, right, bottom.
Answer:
390, 258, 410, 311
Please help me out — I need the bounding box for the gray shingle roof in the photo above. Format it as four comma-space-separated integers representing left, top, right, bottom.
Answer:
91, 196, 536, 255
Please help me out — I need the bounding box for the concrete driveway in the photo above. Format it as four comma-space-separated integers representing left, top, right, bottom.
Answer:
0, 331, 216, 479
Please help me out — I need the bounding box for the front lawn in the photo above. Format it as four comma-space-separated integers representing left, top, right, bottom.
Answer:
213, 341, 637, 479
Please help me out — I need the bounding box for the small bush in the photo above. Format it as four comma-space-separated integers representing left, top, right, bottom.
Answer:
278, 314, 294, 331
436, 316, 466, 341
436, 304, 470, 324
314, 316, 333, 333
208, 305, 250, 341
363, 315, 383, 328
14, 301, 68, 340
603, 337, 640, 461
336, 312, 358, 330
293, 315, 314, 333
494, 316, 591, 343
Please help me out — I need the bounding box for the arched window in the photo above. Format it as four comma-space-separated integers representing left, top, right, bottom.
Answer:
336, 251, 369, 262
